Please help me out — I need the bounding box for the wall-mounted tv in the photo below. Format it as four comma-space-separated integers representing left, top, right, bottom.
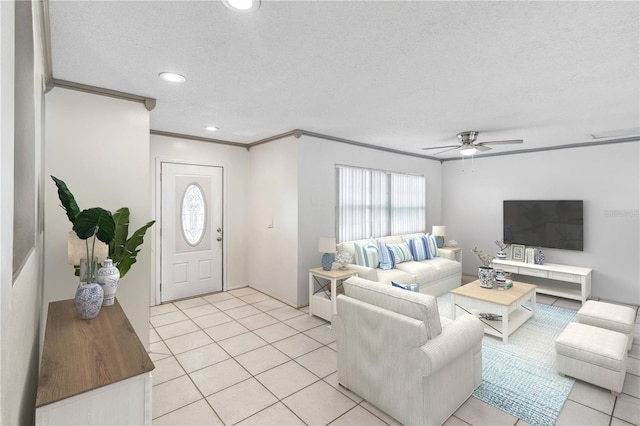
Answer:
503, 200, 584, 251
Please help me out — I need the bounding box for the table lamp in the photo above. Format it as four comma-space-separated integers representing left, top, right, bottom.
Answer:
68, 231, 109, 265
318, 237, 336, 271
432, 226, 446, 248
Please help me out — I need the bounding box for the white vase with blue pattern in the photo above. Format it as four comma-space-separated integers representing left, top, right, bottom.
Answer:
98, 258, 120, 306
75, 282, 104, 319
478, 266, 495, 288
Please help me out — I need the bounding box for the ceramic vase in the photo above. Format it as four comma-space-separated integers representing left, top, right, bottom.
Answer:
478, 266, 494, 288
75, 282, 104, 319
534, 249, 545, 265
97, 258, 120, 306
75, 258, 104, 319
321, 253, 333, 271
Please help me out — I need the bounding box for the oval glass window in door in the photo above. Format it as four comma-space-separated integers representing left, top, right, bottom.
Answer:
181, 183, 207, 246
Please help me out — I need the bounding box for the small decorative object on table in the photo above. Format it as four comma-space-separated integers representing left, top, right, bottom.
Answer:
335, 252, 353, 270
472, 246, 495, 288
511, 244, 525, 261
318, 237, 337, 271
432, 225, 446, 248
494, 240, 510, 259
97, 258, 120, 306
75, 257, 104, 319
525, 247, 536, 264
534, 249, 545, 265
494, 269, 510, 290
479, 313, 502, 321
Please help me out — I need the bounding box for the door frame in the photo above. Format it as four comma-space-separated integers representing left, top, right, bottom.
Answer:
153, 158, 227, 305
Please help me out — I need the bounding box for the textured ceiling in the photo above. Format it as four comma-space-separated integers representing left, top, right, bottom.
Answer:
48, 1, 640, 158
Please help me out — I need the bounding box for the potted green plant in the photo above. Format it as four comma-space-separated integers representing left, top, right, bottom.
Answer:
471, 246, 495, 288
110, 207, 155, 278
51, 176, 155, 313
52, 176, 115, 318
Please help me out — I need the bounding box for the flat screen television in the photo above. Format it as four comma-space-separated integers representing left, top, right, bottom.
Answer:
503, 200, 584, 251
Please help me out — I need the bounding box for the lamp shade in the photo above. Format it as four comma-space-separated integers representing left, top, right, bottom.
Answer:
68, 231, 109, 265
432, 226, 446, 248
318, 237, 337, 253
432, 226, 446, 236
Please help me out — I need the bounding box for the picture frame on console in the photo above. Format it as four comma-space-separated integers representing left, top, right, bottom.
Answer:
511, 244, 525, 261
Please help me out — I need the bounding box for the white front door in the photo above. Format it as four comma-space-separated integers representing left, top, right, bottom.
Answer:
161, 162, 223, 302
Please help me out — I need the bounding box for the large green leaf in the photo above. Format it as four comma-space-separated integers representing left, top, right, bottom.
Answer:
110, 215, 155, 278
73, 208, 115, 244
51, 176, 80, 224
110, 207, 130, 262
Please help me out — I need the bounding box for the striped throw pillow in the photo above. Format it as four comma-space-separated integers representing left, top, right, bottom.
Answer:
407, 237, 429, 261
354, 240, 379, 268
377, 244, 396, 270
426, 233, 438, 257
389, 242, 412, 264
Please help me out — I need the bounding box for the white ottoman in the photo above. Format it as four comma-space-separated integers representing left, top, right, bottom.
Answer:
578, 300, 635, 350
556, 322, 628, 396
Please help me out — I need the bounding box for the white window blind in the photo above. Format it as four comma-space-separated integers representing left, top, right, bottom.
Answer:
390, 173, 425, 235
336, 165, 425, 242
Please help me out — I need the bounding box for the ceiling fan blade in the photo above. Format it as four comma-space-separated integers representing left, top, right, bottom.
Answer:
433, 146, 460, 156
477, 139, 523, 146
475, 145, 492, 152
422, 144, 459, 151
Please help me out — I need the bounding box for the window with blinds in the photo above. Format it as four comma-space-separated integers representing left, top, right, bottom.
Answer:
336, 165, 425, 242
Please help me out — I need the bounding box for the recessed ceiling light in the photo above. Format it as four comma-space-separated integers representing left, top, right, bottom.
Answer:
222, 0, 260, 13
158, 72, 186, 83
205, 126, 219, 132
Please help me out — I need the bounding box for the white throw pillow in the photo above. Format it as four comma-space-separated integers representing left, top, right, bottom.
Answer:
354, 240, 379, 268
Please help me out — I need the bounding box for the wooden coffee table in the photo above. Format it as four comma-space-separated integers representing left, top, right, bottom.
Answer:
450, 280, 536, 343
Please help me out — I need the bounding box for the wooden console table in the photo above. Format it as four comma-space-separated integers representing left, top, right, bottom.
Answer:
35, 299, 155, 425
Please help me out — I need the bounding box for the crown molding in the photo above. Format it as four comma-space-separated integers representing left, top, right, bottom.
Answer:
52, 79, 157, 111
440, 136, 640, 162
150, 130, 248, 148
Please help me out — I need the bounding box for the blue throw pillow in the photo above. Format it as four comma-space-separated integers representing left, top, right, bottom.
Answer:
378, 244, 396, 270
392, 281, 420, 292
408, 237, 429, 261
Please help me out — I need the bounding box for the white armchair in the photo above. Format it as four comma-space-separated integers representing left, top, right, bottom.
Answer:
333, 277, 483, 426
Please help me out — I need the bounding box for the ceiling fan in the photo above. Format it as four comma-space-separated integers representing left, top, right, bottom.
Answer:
422, 131, 523, 156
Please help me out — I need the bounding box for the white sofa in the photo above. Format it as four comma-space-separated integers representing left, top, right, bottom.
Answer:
337, 233, 462, 297
333, 277, 484, 426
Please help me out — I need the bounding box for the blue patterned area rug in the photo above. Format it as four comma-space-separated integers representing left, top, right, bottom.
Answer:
437, 294, 577, 426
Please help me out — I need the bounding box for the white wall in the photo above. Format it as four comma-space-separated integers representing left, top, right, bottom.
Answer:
44, 88, 152, 347
0, 1, 45, 424
247, 137, 299, 306
150, 134, 249, 300
297, 135, 443, 306
442, 142, 640, 305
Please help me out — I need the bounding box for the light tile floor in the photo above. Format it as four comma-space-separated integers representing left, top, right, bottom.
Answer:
150, 285, 640, 426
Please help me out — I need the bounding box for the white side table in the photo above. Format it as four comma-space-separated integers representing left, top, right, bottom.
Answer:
439, 247, 462, 263
309, 267, 358, 321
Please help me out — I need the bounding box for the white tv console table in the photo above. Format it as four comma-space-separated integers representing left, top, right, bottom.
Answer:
492, 259, 592, 304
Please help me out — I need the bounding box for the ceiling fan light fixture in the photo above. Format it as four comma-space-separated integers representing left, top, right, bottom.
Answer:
459, 146, 477, 156
222, 0, 260, 13
158, 72, 186, 83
